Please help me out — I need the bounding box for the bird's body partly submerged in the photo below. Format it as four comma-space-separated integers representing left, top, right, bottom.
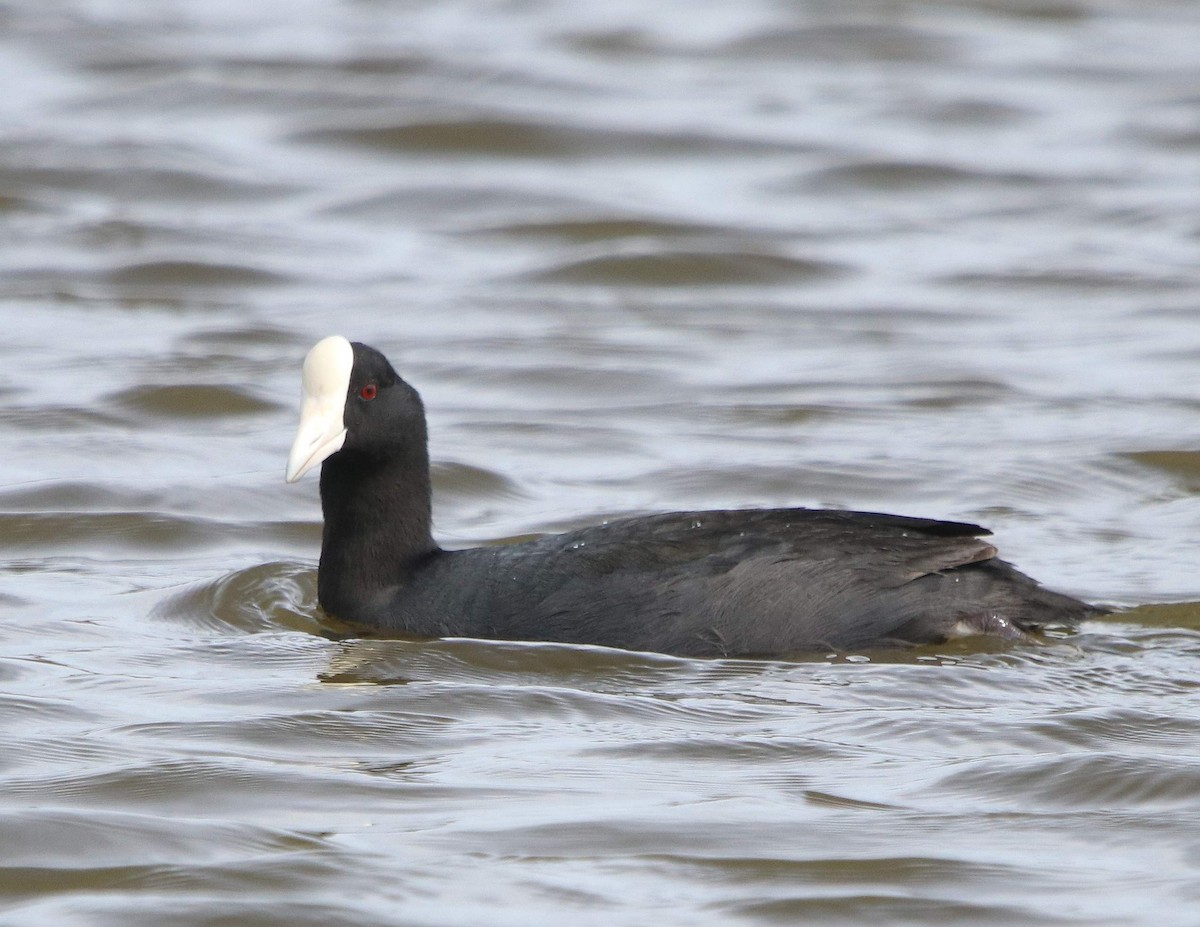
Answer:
286, 335, 1103, 656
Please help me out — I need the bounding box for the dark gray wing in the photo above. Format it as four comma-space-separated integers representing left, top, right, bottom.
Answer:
389, 508, 1097, 655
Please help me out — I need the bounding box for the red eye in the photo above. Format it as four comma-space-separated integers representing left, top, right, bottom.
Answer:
359, 384, 377, 401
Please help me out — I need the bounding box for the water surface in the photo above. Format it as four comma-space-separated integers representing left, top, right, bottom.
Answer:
2, 0, 1199, 924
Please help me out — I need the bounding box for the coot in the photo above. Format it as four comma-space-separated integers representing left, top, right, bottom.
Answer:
286, 335, 1102, 656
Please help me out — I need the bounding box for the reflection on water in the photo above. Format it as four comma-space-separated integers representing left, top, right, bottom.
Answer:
1, 0, 1199, 924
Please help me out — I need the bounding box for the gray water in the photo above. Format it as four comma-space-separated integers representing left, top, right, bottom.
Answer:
2, 0, 1200, 924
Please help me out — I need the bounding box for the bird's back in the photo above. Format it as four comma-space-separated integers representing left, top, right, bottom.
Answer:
373, 508, 1100, 655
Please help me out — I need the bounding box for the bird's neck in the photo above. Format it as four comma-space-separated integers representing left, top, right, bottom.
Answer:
316, 444, 438, 619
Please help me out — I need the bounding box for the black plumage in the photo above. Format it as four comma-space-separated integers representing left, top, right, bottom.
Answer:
292, 339, 1103, 656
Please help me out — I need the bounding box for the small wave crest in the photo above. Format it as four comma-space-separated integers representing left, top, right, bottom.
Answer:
152, 561, 325, 636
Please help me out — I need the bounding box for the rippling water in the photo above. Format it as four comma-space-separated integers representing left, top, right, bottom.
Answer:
2, 0, 1200, 924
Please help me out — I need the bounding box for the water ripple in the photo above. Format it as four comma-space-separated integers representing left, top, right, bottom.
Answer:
2, 0, 1199, 924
